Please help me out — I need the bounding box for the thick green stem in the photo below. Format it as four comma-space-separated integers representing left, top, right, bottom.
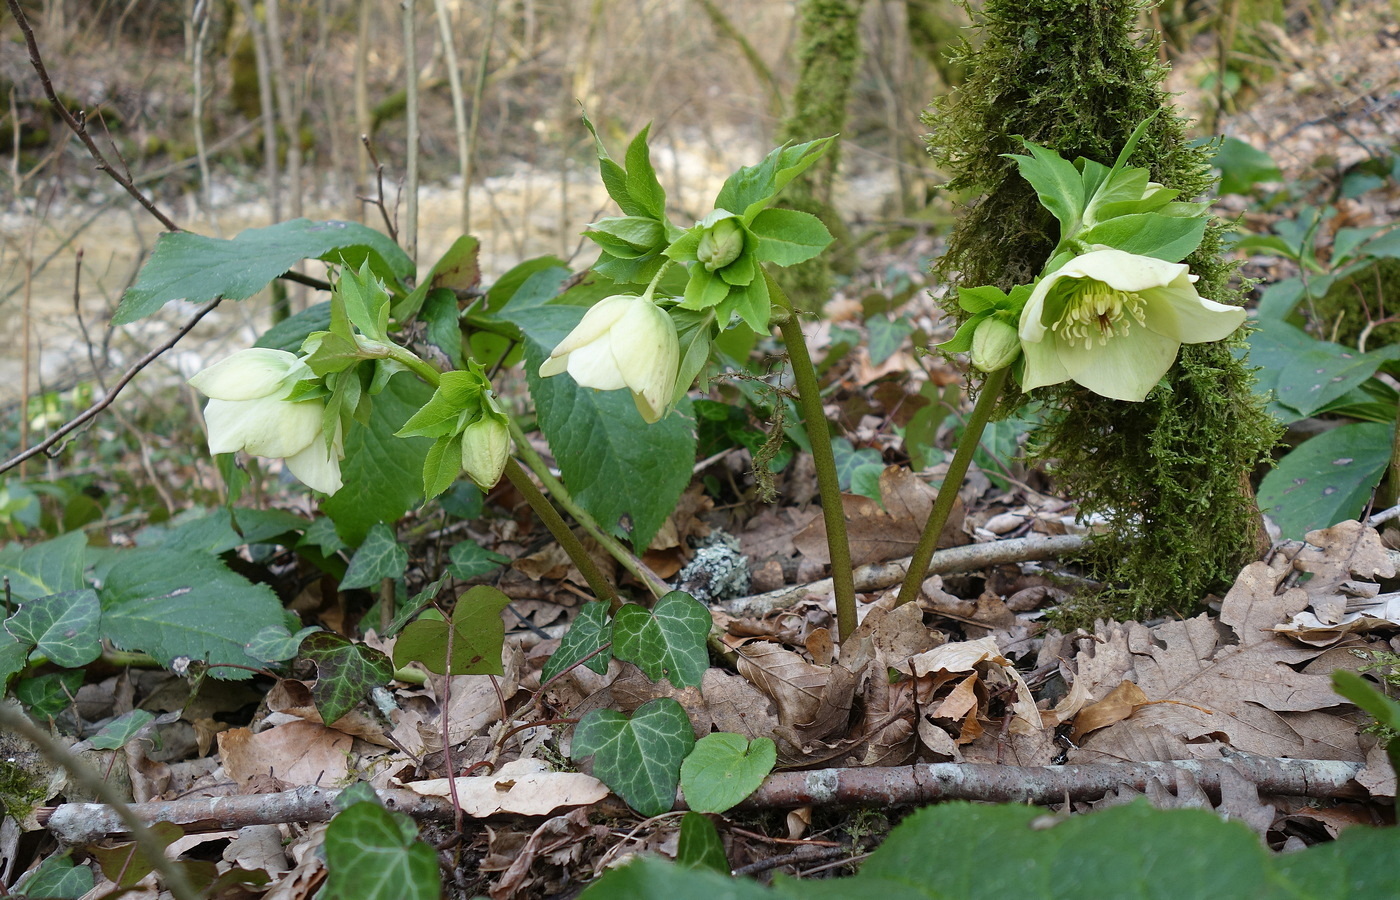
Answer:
504, 458, 620, 611
508, 419, 670, 599
896, 365, 1011, 605
776, 310, 857, 642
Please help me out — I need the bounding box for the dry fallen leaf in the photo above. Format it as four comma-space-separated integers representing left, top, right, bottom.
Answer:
218, 721, 352, 790
1070, 680, 1149, 744
405, 758, 610, 816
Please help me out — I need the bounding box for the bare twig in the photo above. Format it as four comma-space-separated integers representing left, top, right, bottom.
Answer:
721, 534, 1087, 618
6, 0, 179, 231
0, 298, 222, 475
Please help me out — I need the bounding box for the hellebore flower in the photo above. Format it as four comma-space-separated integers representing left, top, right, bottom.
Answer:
461, 407, 511, 491
696, 218, 745, 272
188, 348, 344, 494
539, 294, 680, 423
1018, 248, 1246, 402
970, 318, 1021, 372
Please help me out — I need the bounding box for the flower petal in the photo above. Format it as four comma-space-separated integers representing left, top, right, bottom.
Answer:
1141, 276, 1246, 344
612, 302, 679, 417
564, 338, 630, 391
204, 396, 322, 458
1018, 334, 1071, 392
1055, 323, 1179, 401
545, 295, 632, 360
1061, 248, 1189, 294
284, 437, 344, 494
188, 349, 299, 401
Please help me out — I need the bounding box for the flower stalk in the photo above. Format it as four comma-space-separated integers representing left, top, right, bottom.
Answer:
896, 365, 1011, 606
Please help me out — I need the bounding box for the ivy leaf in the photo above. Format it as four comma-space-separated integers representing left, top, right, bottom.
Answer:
676, 812, 730, 873
321, 803, 439, 900
541, 601, 613, 683
391, 585, 510, 676
15, 670, 84, 718
99, 550, 285, 680
572, 698, 695, 817
0, 531, 86, 602
244, 623, 321, 663
115, 219, 414, 324
611, 591, 711, 689
91, 821, 185, 889
300, 632, 396, 724
5, 589, 101, 668
679, 733, 776, 813
446, 540, 509, 580
87, 709, 157, 750
339, 523, 409, 590
14, 850, 95, 899
830, 437, 883, 491
866, 314, 913, 366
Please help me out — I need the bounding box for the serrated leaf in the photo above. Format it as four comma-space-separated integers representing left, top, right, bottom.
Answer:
502, 303, 696, 551
5, 589, 101, 668
0, 530, 86, 602
321, 802, 438, 900
88, 709, 157, 750
749, 208, 832, 266
1007, 142, 1085, 236
15, 670, 84, 718
679, 732, 775, 813
99, 550, 286, 680
572, 698, 695, 817
115, 219, 413, 324
676, 812, 729, 873
446, 540, 509, 580
300, 632, 396, 724
339, 523, 409, 590
542, 600, 613, 683
1076, 213, 1207, 262
612, 592, 711, 689
1258, 423, 1391, 541
244, 623, 321, 663
322, 373, 435, 545
624, 125, 668, 220
391, 584, 510, 676
396, 370, 486, 439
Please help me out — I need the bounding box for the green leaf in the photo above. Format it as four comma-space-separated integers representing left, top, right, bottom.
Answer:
867, 314, 913, 366
420, 288, 464, 368
322, 802, 439, 900
299, 632, 396, 724
0, 531, 86, 602
339, 523, 409, 590
580, 857, 768, 900
446, 539, 509, 580
830, 438, 883, 491
421, 433, 464, 500
749, 208, 833, 266
611, 591, 712, 689
503, 303, 696, 551
255, 301, 333, 352
572, 698, 695, 817
5, 589, 101, 668
1075, 213, 1207, 263
1007, 142, 1085, 236
322, 373, 435, 545
676, 812, 730, 873
679, 733, 776, 813
541, 600, 613, 683
115, 219, 413, 324
1213, 136, 1282, 195
849, 463, 885, 505
394, 234, 480, 321
715, 138, 834, 223
0, 636, 30, 684
396, 370, 487, 439
15, 670, 84, 718
337, 262, 392, 340
624, 124, 668, 220
87, 709, 157, 750
15, 850, 95, 899
244, 623, 321, 663
91, 821, 184, 889
391, 584, 510, 676
301, 515, 349, 556
1333, 670, 1400, 785
99, 550, 286, 679
1257, 423, 1392, 540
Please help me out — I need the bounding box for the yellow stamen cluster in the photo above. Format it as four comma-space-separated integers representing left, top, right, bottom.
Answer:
1053, 281, 1148, 349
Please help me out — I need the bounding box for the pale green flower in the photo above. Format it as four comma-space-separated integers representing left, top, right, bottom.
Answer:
970, 318, 1021, 372
1018, 248, 1245, 402
188, 348, 344, 494
539, 294, 680, 423
461, 413, 510, 490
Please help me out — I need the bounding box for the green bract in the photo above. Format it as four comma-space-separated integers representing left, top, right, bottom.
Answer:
1018, 248, 1246, 401
396, 362, 510, 496
188, 348, 344, 494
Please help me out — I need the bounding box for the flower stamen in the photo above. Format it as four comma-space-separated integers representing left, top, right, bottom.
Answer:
1053, 280, 1148, 349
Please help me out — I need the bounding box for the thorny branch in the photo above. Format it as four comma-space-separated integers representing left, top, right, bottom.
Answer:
38, 755, 1363, 845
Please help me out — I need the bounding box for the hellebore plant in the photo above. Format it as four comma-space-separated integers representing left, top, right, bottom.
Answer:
892, 119, 1248, 606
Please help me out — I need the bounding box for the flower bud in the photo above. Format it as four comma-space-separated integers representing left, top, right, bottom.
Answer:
461, 414, 510, 490
696, 218, 744, 272
970, 318, 1021, 372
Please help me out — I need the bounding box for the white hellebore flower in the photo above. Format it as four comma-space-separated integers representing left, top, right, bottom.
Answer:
539, 294, 680, 423
187, 348, 344, 494
1018, 248, 1246, 402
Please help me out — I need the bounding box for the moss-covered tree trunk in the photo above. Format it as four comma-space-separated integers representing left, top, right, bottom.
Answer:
775, 0, 865, 309
924, 0, 1280, 620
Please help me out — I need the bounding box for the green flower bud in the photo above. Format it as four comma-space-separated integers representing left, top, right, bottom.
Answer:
461, 414, 510, 490
970, 318, 1021, 373
696, 218, 744, 272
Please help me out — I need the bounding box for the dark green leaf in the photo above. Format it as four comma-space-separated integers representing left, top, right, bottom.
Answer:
300, 632, 396, 724
676, 812, 729, 873
867, 314, 913, 366
115, 219, 413, 324
5, 589, 101, 668
446, 540, 509, 580
612, 592, 712, 689
15, 850, 95, 899
92, 821, 184, 888
1257, 423, 1392, 540
830, 438, 883, 491
87, 709, 157, 750
541, 601, 613, 683
1212, 136, 1282, 195
0, 531, 86, 602
15, 670, 84, 718
244, 623, 321, 663
572, 698, 695, 817
322, 802, 439, 900
339, 523, 409, 590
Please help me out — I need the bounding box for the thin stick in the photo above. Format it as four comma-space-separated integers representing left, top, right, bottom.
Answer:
464, 0, 501, 231
896, 366, 1011, 606
0, 298, 222, 475
431, 0, 470, 234
403, 0, 420, 261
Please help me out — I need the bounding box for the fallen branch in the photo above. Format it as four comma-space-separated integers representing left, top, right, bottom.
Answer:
722, 534, 1086, 618
39, 753, 1359, 844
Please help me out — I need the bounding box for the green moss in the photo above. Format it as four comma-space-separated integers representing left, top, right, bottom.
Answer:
923, 0, 1282, 619
1312, 257, 1400, 350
